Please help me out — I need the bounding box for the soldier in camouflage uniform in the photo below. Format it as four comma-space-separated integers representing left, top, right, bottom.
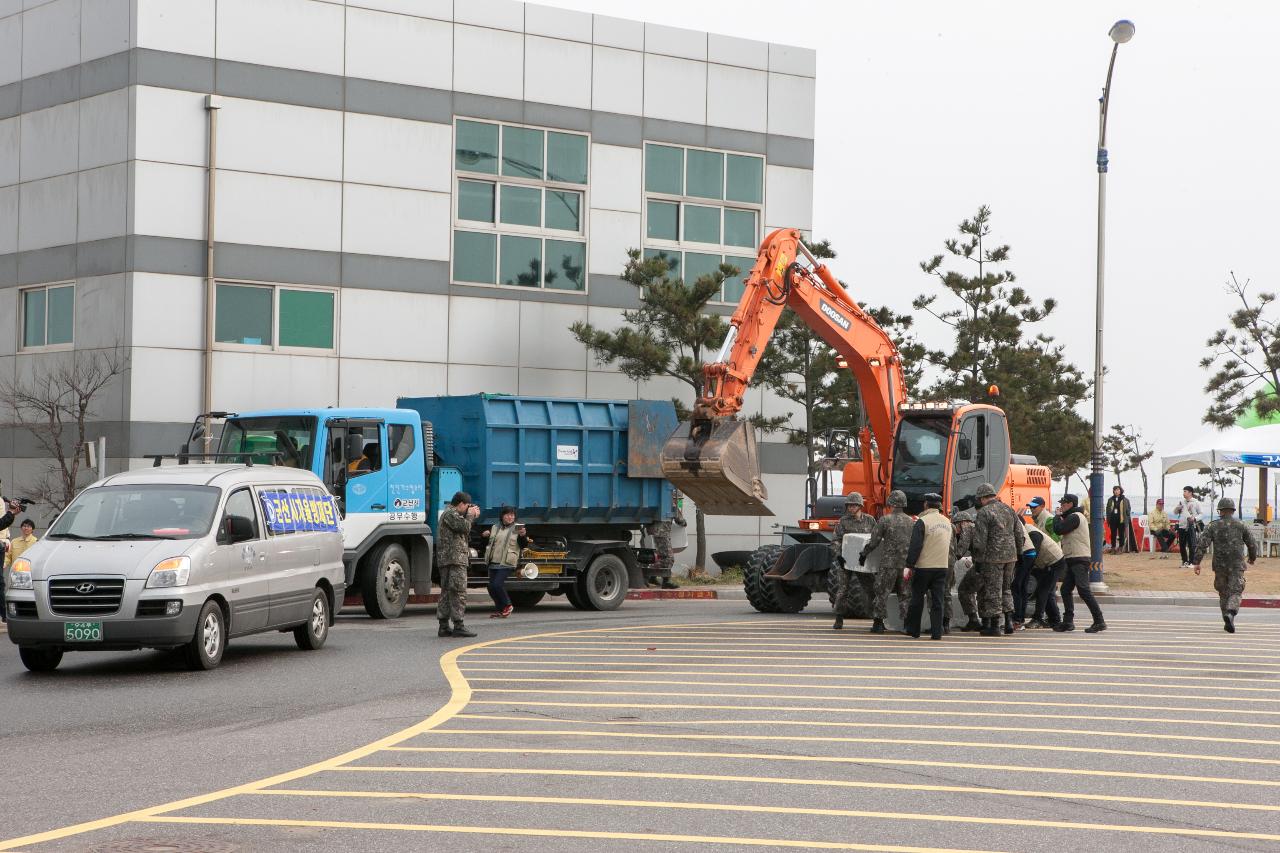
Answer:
1193, 498, 1258, 633
830, 492, 877, 629
950, 497, 980, 632
437, 491, 480, 638
858, 489, 913, 633
972, 482, 1026, 636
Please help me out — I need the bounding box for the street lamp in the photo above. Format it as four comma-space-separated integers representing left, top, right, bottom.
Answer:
1090, 19, 1135, 592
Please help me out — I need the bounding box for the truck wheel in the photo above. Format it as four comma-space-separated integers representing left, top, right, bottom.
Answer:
184, 600, 226, 671
565, 583, 590, 610
744, 545, 812, 614
577, 554, 629, 611
362, 542, 410, 619
19, 647, 63, 672
508, 590, 546, 610
294, 588, 330, 650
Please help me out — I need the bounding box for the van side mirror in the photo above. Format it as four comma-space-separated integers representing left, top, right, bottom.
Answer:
957, 436, 972, 461
223, 515, 254, 544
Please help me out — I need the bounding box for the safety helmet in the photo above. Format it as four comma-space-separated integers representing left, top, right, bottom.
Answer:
844, 492, 864, 507
975, 483, 997, 499
1218, 498, 1236, 512
886, 490, 908, 508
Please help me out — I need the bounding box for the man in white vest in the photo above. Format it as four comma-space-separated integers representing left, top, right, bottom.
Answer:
903, 493, 953, 640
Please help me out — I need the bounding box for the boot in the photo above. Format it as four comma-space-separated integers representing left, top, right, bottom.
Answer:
870, 619, 886, 634
959, 615, 981, 632
1084, 621, 1107, 634
438, 619, 452, 637
942, 620, 951, 635
451, 621, 477, 638
1002, 612, 1014, 635
980, 617, 1000, 637
833, 615, 844, 630
1224, 610, 1236, 633
1053, 621, 1075, 632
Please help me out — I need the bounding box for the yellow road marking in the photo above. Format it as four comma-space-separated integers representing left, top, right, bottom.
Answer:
385, 746, 1280, 788
319, 766, 1280, 812
431, 726, 1280, 767
466, 696, 1280, 729
237, 789, 1280, 842
136, 815, 1002, 852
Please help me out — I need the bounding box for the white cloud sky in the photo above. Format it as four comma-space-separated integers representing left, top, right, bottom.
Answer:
551, 0, 1280, 502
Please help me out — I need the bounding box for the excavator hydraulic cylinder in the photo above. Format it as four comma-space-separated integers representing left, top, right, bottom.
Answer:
660, 418, 773, 516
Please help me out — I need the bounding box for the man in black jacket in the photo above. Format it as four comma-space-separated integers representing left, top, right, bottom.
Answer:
1053, 494, 1106, 633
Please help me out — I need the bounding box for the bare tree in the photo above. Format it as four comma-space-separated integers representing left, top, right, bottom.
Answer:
1106, 424, 1155, 513
0, 349, 128, 512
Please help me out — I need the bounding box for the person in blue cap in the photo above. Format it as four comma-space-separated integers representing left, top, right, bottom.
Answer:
1027, 496, 1052, 533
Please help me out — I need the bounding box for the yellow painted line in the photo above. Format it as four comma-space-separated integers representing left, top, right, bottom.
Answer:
314, 766, 1280, 813
468, 683, 1280, 715
136, 814, 1002, 853
453, 710, 1280, 747
385, 746, 1280, 789
229, 789, 1280, 842
429, 726, 1280, 768
576, 630, 1280, 650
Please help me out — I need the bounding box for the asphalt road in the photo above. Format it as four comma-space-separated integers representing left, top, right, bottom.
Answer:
3, 599, 1280, 852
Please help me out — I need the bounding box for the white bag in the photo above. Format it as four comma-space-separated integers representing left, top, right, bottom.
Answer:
841, 533, 880, 574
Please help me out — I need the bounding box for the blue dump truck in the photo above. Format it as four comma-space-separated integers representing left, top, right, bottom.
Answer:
199, 395, 678, 618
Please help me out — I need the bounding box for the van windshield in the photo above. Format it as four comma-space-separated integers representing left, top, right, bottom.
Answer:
218, 416, 317, 468
48, 485, 221, 540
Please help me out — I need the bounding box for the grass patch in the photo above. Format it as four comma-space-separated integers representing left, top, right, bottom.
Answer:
675, 565, 745, 586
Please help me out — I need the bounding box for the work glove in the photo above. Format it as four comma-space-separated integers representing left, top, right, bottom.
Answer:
836, 557, 846, 569
959, 556, 973, 571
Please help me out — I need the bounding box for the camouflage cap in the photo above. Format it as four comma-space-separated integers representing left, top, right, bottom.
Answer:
975, 483, 997, 499
1218, 497, 1236, 512
886, 490, 908, 508
844, 492, 864, 506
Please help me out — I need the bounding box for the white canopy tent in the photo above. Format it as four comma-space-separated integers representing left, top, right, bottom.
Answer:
1162, 424, 1280, 517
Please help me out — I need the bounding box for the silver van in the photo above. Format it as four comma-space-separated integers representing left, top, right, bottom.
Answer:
5, 464, 345, 672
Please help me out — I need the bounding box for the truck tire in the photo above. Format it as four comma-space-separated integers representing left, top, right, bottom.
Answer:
577, 554, 629, 611
744, 545, 812, 614
826, 565, 872, 619
19, 646, 63, 672
565, 583, 590, 610
508, 590, 546, 610
362, 542, 410, 619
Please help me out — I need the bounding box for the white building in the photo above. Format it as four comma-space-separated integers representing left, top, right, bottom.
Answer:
0, 0, 816, 558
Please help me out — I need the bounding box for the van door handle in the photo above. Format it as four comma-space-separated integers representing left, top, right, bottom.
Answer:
371, 504, 386, 510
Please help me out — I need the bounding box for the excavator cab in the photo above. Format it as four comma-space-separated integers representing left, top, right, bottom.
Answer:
885, 403, 1012, 514
660, 419, 772, 516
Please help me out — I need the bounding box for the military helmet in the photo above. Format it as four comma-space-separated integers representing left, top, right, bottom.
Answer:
975, 483, 997, 499
1218, 497, 1236, 512
886, 490, 908, 508
844, 492, 864, 507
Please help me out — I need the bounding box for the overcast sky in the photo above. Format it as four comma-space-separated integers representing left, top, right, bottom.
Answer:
554, 0, 1280, 500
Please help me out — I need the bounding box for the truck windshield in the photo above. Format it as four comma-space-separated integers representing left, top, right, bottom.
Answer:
891, 417, 950, 488
48, 485, 221, 540
218, 416, 317, 468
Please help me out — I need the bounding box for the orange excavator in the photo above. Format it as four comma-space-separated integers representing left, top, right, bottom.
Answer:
661, 228, 1052, 614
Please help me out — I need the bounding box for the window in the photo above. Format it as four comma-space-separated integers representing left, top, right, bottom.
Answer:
215, 283, 335, 351
452, 119, 588, 292
219, 488, 260, 543
642, 143, 764, 303
21, 283, 74, 348
388, 424, 415, 466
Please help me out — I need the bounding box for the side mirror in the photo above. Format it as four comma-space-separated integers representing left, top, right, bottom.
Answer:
957, 436, 972, 461
345, 434, 365, 461
223, 515, 254, 544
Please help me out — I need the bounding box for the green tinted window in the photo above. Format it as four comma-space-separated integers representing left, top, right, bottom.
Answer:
683, 251, 722, 287
215, 284, 273, 345
499, 235, 542, 287
502, 126, 543, 179
279, 289, 334, 349
723, 255, 755, 303
45, 285, 74, 345
453, 231, 496, 284
643, 248, 681, 279
684, 205, 721, 244
724, 208, 758, 248
686, 149, 724, 199
647, 201, 679, 241
500, 184, 541, 227
726, 154, 763, 204
645, 144, 683, 195
457, 180, 495, 222
455, 120, 498, 174
545, 240, 586, 291
545, 190, 581, 232
22, 288, 47, 347
547, 132, 588, 184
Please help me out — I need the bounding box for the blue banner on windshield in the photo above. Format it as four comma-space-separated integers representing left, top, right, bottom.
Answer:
259, 490, 341, 534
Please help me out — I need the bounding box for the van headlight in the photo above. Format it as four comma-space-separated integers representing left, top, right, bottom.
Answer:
8, 558, 32, 590
146, 556, 191, 588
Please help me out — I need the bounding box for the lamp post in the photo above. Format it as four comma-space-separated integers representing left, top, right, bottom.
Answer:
1090, 19, 1135, 591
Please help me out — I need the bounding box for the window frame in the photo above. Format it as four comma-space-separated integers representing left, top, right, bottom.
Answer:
213, 279, 339, 355
450, 117, 591, 294
18, 281, 76, 352
641, 142, 766, 304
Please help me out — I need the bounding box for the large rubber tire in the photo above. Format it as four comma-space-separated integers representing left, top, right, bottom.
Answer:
564, 583, 590, 610
828, 566, 872, 619
19, 646, 63, 672
508, 590, 546, 610
362, 542, 410, 619
294, 587, 330, 651
184, 599, 226, 671
744, 545, 813, 614
577, 554, 629, 611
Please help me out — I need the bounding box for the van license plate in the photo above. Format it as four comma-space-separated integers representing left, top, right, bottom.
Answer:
64, 621, 103, 642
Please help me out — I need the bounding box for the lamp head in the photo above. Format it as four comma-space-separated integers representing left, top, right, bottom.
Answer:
1109, 19, 1135, 44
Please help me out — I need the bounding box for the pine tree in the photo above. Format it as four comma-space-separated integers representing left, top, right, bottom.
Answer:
1201, 273, 1280, 427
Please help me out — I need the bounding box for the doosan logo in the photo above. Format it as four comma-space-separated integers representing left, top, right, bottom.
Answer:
820, 300, 851, 331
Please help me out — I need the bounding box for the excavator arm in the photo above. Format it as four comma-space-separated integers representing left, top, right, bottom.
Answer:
661, 228, 908, 516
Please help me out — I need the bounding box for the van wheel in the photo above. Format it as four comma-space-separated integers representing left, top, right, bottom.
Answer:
362, 543, 410, 619
184, 600, 225, 671
294, 588, 330, 650
507, 590, 546, 610
19, 647, 63, 672
578, 554, 629, 611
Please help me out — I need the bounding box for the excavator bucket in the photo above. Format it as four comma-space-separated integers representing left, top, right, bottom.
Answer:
660, 419, 773, 516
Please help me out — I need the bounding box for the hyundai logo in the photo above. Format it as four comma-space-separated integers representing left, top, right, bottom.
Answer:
75, 582, 96, 594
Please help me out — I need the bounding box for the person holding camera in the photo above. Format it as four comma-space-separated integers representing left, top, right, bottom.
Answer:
437, 491, 480, 638
482, 505, 529, 619
0, 501, 23, 623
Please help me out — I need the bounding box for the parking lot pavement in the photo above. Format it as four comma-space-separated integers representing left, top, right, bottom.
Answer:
7, 606, 1280, 852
